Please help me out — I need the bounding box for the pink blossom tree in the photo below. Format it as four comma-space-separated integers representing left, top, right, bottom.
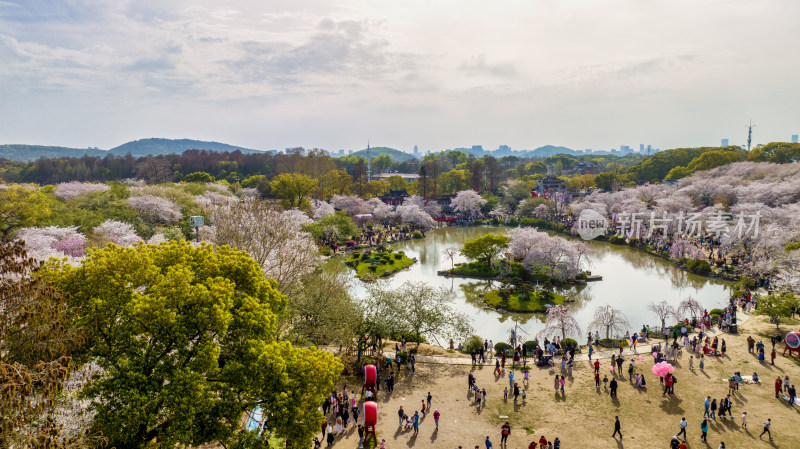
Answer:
395, 204, 435, 228
451, 190, 486, 216
365, 197, 394, 219
508, 228, 591, 281
16, 226, 87, 261
648, 300, 677, 330
330, 195, 367, 215
536, 305, 582, 341
311, 200, 335, 219
676, 295, 704, 321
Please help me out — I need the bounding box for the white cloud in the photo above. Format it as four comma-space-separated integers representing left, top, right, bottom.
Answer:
0, 0, 799, 151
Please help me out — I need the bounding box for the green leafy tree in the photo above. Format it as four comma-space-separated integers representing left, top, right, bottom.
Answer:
269, 173, 319, 210
46, 241, 342, 449
460, 234, 510, 266
756, 292, 800, 330
364, 281, 472, 349
748, 142, 800, 163
0, 185, 53, 238
303, 211, 358, 242
594, 172, 620, 191
184, 171, 216, 183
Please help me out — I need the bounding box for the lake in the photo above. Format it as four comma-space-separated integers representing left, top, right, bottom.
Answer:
326, 225, 731, 345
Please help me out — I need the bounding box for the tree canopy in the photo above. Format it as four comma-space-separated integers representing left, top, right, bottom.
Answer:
45, 241, 341, 449
460, 233, 510, 266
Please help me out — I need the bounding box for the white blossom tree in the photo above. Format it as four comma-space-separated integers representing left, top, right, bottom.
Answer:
16, 226, 87, 262
489, 203, 511, 220
365, 197, 395, 219
202, 198, 319, 295
508, 228, 591, 281
128, 195, 183, 224
587, 304, 631, 339
312, 200, 335, 219
330, 195, 367, 215
442, 247, 459, 269
395, 204, 435, 228
53, 182, 110, 200
536, 305, 582, 341
93, 220, 143, 247
403, 195, 441, 217
451, 190, 486, 216
648, 300, 677, 330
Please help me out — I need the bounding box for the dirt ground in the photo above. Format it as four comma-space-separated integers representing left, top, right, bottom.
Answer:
325, 317, 800, 449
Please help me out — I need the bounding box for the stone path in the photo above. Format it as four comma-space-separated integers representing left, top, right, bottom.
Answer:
383, 311, 753, 367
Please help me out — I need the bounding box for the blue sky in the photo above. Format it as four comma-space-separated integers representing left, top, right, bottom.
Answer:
0, 0, 798, 152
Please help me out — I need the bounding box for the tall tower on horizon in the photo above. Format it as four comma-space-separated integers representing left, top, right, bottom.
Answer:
366, 141, 371, 182
746, 120, 755, 151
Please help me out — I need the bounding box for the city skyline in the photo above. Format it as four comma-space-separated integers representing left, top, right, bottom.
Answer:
1, 1, 799, 152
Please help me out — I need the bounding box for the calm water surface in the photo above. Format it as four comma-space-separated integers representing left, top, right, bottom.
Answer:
326, 226, 731, 344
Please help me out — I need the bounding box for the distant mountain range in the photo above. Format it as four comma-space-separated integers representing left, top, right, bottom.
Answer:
0, 137, 589, 163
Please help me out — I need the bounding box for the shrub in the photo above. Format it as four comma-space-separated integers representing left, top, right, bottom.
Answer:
462, 335, 484, 353
628, 238, 639, 247
394, 254, 402, 260
368, 265, 377, 272
686, 259, 712, 275
494, 342, 512, 356
523, 340, 538, 352
608, 234, 626, 245
412, 231, 424, 239
709, 308, 723, 317
562, 338, 578, 349
599, 338, 628, 348
351, 253, 361, 259
318, 246, 333, 256
391, 331, 426, 344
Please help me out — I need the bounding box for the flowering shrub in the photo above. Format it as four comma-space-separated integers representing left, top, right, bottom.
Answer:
93, 220, 142, 247
128, 195, 182, 223
16, 226, 87, 261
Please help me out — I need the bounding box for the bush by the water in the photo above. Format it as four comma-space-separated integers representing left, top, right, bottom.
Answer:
686, 259, 712, 275
412, 231, 424, 239
608, 234, 626, 245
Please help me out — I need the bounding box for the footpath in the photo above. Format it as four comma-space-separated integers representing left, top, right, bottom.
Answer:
382, 311, 753, 367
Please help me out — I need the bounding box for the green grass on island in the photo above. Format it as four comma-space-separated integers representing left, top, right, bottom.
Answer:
482, 289, 565, 313
345, 250, 415, 279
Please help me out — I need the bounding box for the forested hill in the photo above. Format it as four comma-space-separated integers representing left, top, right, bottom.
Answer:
0, 145, 106, 162
348, 147, 414, 162
0, 138, 266, 162
108, 138, 264, 157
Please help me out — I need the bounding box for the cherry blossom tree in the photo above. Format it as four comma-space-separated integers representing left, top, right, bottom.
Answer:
489, 203, 511, 220
16, 226, 87, 262
669, 237, 706, 260
676, 295, 704, 321
365, 197, 394, 219
330, 195, 367, 215
648, 300, 677, 330
451, 190, 486, 216
195, 191, 235, 210
536, 305, 582, 341
508, 228, 592, 281
128, 195, 183, 224
53, 181, 110, 200
312, 200, 335, 219
533, 203, 550, 219
442, 247, 459, 268
93, 220, 143, 247
587, 304, 631, 339
202, 198, 319, 295
403, 195, 441, 216
395, 204, 435, 228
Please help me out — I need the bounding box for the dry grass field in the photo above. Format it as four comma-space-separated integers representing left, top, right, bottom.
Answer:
326, 316, 800, 449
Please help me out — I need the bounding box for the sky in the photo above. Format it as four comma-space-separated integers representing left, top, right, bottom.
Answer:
1, 0, 799, 153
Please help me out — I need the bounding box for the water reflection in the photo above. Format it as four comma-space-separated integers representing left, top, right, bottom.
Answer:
323, 226, 730, 343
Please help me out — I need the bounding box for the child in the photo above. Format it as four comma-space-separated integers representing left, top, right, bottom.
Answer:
521, 390, 527, 402
741, 412, 747, 429
689, 356, 694, 371
753, 372, 760, 384
699, 354, 705, 371
603, 375, 609, 389
504, 387, 508, 400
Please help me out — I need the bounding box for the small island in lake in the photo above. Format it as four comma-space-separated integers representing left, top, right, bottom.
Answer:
345, 250, 415, 279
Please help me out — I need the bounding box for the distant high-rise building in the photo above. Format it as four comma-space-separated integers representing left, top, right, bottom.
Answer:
721, 138, 729, 147
639, 144, 644, 152
497, 145, 511, 152
792, 135, 799, 143
413, 145, 419, 155
646, 145, 652, 154
471, 145, 484, 152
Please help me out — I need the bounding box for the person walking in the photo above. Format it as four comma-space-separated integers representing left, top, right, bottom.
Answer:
485, 436, 493, 449
433, 409, 440, 429
788, 384, 796, 406
699, 354, 705, 371
710, 399, 717, 421
412, 411, 419, 435
676, 417, 687, 440
759, 418, 772, 441
553, 375, 559, 393
703, 396, 711, 418
628, 360, 635, 382
500, 422, 511, 447
775, 376, 783, 398
358, 424, 365, 448
559, 375, 565, 394
398, 406, 405, 427
426, 392, 432, 409
741, 412, 747, 429
612, 416, 622, 439
610, 377, 618, 398
593, 359, 600, 375
700, 419, 708, 442
588, 345, 594, 360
